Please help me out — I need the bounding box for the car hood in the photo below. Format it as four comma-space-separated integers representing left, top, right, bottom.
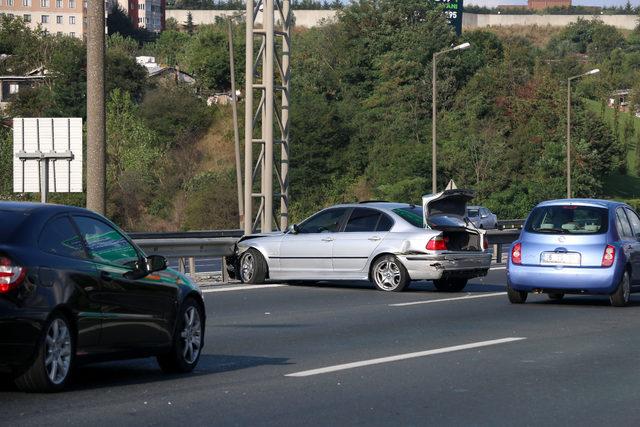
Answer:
422, 189, 475, 229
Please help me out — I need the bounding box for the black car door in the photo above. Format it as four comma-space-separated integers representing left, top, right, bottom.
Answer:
37, 215, 102, 350
71, 215, 178, 349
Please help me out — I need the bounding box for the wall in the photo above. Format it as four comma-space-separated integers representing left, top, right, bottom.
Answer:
166, 9, 336, 28
463, 13, 638, 30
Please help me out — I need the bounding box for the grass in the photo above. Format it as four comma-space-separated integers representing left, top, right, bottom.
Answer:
583, 98, 640, 198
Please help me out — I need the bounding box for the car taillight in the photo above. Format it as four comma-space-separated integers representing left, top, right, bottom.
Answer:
511, 243, 522, 265
427, 236, 448, 251
0, 256, 26, 293
482, 237, 489, 250
601, 245, 615, 268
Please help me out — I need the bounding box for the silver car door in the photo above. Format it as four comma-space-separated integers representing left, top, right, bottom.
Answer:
623, 208, 640, 286
279, 208, 348, 277
333, 208, 392, 274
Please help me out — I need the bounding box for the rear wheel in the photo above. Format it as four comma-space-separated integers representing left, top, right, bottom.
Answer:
610, 271, 631, 307
433, 278, 468, 292
239, 248, 267, 284
548, 293, 564, 301
507, 283, 528, 304
157, 298, 204, 373
15, 312, 74, 393
371, 255, 409, 292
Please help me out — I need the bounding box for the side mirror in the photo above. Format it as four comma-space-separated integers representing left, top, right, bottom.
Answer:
288, 224, 300, 234
146, 255, 168, 273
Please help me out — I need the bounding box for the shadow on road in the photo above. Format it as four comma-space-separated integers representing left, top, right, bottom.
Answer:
529, 296, 640, 308
284, 280, 506, 294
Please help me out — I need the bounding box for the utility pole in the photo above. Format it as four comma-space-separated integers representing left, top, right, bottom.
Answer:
86, 0, 106, 214
431, 42, 470, 195
228, 19, 244, 229
244, 0, 292, 234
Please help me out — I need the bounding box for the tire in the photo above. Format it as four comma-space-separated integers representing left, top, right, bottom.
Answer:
610, 271, 631, 307
548, 293, 564, 301
14, 312, 74, 393
371, 255, 409, 292
507, 282, 528, 304
238, 248, 268, 284
433, 278, 468, 292
157, 298, 204, 374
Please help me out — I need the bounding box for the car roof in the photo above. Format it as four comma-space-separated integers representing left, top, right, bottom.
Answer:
0, 201, 93, 215
332, 202, 415, 211
536, 198, 626, 209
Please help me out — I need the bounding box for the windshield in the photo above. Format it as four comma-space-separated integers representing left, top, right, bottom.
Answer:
525, 205, 608, 235
393, 207, 424, 228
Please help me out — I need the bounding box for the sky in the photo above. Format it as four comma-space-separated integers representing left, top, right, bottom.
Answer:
465, 0, 640, 6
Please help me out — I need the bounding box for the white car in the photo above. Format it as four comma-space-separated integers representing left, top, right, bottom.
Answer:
226, 190, 492, 292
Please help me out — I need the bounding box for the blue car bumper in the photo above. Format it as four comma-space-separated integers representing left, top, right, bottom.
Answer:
507, 263, 622, 295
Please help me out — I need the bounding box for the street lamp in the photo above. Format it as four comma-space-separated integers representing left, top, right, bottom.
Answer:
566, 68, 600, 198
432, 42, 471, 194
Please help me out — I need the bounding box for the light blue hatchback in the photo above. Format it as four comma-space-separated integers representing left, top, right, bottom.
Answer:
507, 199, 640, 306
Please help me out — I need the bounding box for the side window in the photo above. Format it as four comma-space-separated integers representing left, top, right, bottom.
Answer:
376, 214, 394, 232
624, 208, 640, 237
616, 209, 633, 239
298, 208, 347, 234
345, 208, 381, 233
73, 216, 139, 267
39, 216, 87, 259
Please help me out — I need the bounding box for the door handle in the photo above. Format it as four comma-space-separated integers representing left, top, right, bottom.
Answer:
100, 271, 113, 282
321, 237, 334, 242
368, 236, 382, 242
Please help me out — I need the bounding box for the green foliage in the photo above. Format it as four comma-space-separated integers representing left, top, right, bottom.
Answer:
0, 128, 12, 196
182, 171, 239, 230
106, 47, 148, 100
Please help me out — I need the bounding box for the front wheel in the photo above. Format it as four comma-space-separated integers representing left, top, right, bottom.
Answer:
433, 278, 468, 292
239, 248, 268, 284
610, 271, 631, 307
507, 283, 528, 304
158, 298, 204, 373
15, 312, 75, 392
371, 255, 409, 292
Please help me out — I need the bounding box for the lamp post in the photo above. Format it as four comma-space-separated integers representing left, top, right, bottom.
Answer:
432, 42, 470, 194
567, 68, 600, 199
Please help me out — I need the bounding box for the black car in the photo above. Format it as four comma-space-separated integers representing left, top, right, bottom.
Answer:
0, 202, 205, 392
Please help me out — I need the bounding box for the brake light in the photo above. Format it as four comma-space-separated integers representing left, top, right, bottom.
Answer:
427, 236, 448, 251
482, 237, 489, 250
0, 256, 26, 293
511, 243, 522, 265
601, 245, 615, 268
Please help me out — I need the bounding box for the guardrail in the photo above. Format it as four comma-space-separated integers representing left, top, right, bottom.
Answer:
497, 219, 524, 230
128, 228, 522, 279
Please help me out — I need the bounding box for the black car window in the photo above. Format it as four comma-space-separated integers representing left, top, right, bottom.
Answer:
345, 208, 381, 232
393, 207, 424, 228
298, 208, 347, 234
525, 205, 608, 235
39, 216, 87, 259
72, 216, 139, 267
616, 208, 634, 239
376, 214, 394, 232
624, 208, 640, 237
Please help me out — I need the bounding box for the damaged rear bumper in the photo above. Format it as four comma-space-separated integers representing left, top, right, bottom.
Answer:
396, 252, 492, 280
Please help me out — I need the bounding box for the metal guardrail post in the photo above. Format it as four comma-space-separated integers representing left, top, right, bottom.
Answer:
178, 257, 185, 274
221, 257, 228, 283
496, 244, 502, 264
189, 257, 196, 275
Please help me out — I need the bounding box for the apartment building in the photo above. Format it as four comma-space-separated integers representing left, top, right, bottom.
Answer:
113, 0, 164, 33
0, 0, 85, 38
528, 0, 571, 10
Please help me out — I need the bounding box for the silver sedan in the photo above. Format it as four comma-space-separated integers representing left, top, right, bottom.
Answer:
227, 190, 492, 292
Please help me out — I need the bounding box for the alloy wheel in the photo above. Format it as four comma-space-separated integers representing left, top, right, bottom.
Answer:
375, 260, 401, 291
241, 252, 255, 282
180, 306, 202, 364
45, 319, 72, 385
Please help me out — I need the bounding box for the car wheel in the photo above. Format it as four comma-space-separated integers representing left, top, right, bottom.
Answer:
158, 298, 204, 373
433, 278, 468, 292
507, 282, 527, 304
14, 312, 74, 393
239, 248, 267, 284
548, 293, 564, 301
371, 255, 409, 292
610, 271, 631, 307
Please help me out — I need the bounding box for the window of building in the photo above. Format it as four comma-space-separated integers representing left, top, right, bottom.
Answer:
57, 31, 62, 35
68, 0, 74, 7
41, 14, 48, 23
22, 0, 31, 6
40, 0, 49, 7
56, 15, 62, 23
8, 13, 14, 17
69, 31, 75, 37
138, 2, 144, 9
9, 84, 19, 95
23, 13, 31, 22
56, 0, 62, 6
7, 0, 13, 7
69, 15, 75, 24
138, 17, 142, 23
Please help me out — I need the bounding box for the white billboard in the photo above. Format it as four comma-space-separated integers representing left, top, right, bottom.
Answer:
13, 118, 83, 194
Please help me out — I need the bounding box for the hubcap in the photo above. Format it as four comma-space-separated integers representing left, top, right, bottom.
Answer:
180, 306, 202, 364
45, 319, 71, 385
241, 253, 255, 282
375, 260, 401, 291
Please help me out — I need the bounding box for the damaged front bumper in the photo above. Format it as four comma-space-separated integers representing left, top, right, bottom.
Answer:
396, 251, 492, 281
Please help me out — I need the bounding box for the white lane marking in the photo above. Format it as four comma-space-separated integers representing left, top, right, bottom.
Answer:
390, 292, 506, 307
490, 266, 506, 270
202, 284, 287, 293
286, 337, 526, 377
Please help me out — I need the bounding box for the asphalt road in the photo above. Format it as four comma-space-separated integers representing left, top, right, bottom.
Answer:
4, 267, 640, 426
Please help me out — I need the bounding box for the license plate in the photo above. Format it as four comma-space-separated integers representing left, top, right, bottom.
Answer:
541, 252, 581, 266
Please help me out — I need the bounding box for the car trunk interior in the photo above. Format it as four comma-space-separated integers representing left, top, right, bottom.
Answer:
443, 230, 482, 251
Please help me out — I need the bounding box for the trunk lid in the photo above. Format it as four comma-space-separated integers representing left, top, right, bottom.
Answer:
422, 189, 475, 230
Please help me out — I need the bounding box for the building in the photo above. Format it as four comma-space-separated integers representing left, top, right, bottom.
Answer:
0, 67, 47, 110
135, 56, 195, 85
0, 0, 87, 38
528, 0, 571, 10
113, 0, 164, 32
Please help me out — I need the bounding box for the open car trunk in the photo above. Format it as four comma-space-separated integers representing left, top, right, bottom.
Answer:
422, 189, 483, 252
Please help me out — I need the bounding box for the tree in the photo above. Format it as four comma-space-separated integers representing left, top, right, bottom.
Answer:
186, 12, 194, 35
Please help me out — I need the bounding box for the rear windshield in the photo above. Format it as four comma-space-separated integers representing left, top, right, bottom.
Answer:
393, 207, 424, 228
0, 210, 30, 242
467, 208, 479, 217
525, 205, 609, 235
